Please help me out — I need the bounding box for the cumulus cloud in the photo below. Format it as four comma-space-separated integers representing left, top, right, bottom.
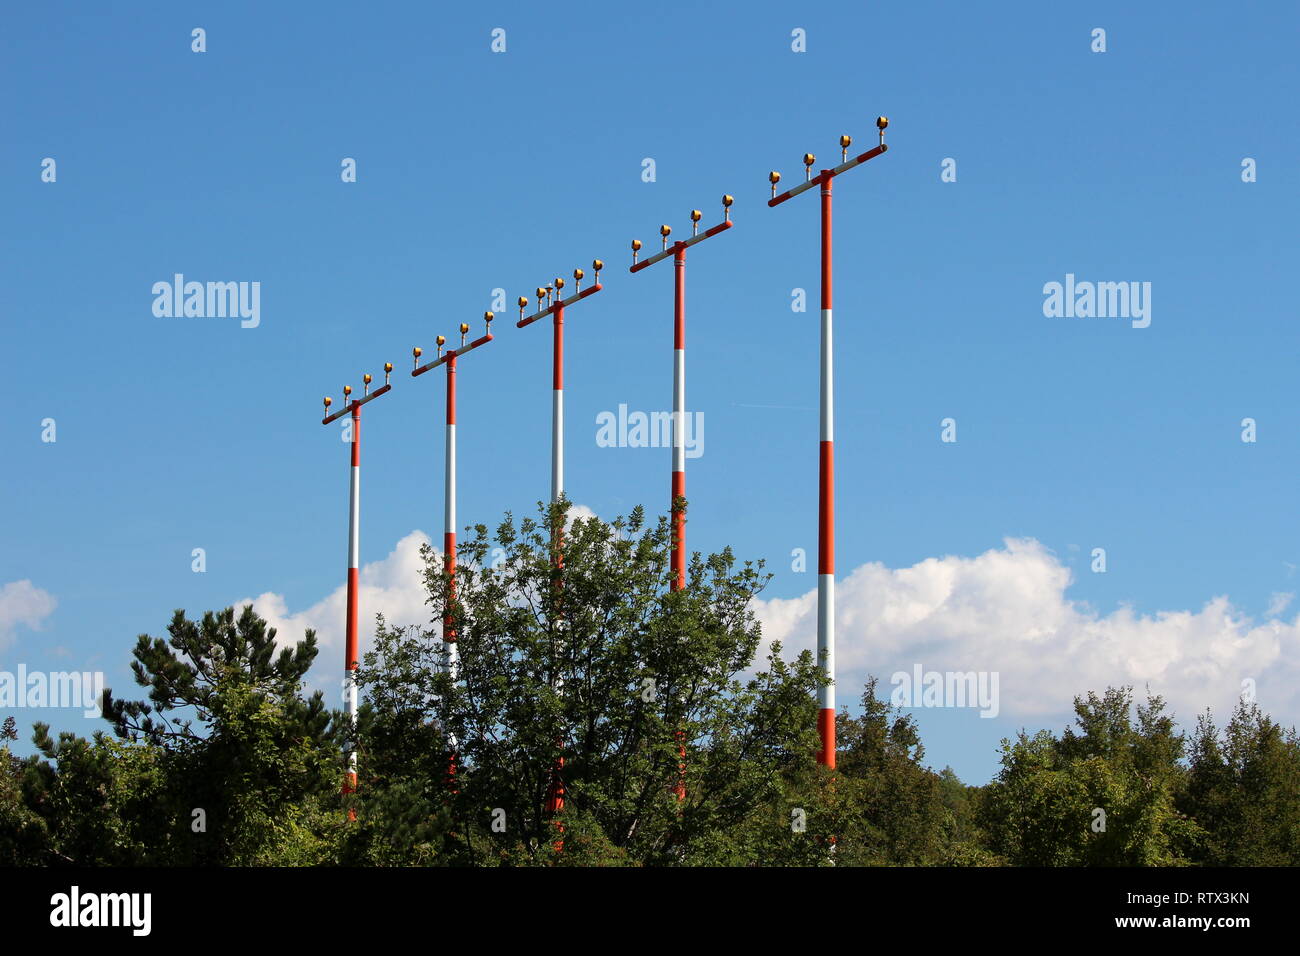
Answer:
233, 531, 436, 694
567, 503, 599, 526
239, 530, 1300, 729
752, 538, 1300, 728
0, 580, 58, 649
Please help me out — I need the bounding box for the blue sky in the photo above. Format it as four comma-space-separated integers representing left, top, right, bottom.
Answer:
3, 1, 1298, 784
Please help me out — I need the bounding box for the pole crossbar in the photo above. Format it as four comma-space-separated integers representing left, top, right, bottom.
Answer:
769, 144, 888, 207
412, 333, 493, 376
517, 281, 603, 329
321, 383, 391, 424
630, 219, 733, 273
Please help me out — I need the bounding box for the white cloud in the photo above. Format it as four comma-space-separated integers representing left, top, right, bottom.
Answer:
752, 538, 1300, 727
233, 531, 436, 695
1267, 591, 1294, 617
240, 530, 1300, 729
567, 503, 598, 526
0, 580, 58, 649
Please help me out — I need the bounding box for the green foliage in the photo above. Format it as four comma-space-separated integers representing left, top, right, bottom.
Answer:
355, 501, 825, 866
5, 506, 1297, 867
0, 715, 51, 864
979, 688, 1205, 865
8, 605, 343, 865
829, 678, 950, 864
1180, 699, 1300, 865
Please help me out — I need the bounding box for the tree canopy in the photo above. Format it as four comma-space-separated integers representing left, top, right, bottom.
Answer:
2, 502, 1296, 866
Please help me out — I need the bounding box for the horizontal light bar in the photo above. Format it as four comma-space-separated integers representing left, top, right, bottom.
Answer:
412, 334, 494, 377
768, 143, 889, 208
517, 282, 603, 328
630, 220, 734, 273
321, 383, 393, 424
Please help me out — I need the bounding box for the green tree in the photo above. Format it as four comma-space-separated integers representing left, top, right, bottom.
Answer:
355, 501, 825, 866
980, 687, 1203, 865
96, 604, 343, 864
16, 726, 166, 865
826, 678, 950, 865
1181, 699, 1300, 865
0, 715, 51, 864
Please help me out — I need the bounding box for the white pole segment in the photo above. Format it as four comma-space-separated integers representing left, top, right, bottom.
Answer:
552, 388, 564, 502
673, 350, 685, 474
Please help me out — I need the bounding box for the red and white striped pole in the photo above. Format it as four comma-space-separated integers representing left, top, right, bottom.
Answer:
547, 297, 566, 820
631, 200, 734, 805
669, 243, 687, 801
672, 246, 685, 588
630, 198, 734, 591
321, 365, 394, 813
445, 350, 457, 652
347, 402, 360, 792
444, 350, 459, 789
412, 316, 494, 791
517, 263, 603, 507
517, 263, 603, 833
768, 118, 889, 769
817, 172, 835, 767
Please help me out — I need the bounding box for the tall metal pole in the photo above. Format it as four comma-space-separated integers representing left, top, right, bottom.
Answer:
517, 263, 602, 506
445, 351, 457, 656
412, 316, 494, 793
346, 402, 360, 791
517, 263, 603, 838
631, 199, 734, 805
548, 302, 565, 818
321, 365, 394, 813
630, 198, 734, 591
516, 264, 605, 540
817, 173, 836, 768
444, 351, 459, 791
768, 117, 889, 769
671, 247, 685, 590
